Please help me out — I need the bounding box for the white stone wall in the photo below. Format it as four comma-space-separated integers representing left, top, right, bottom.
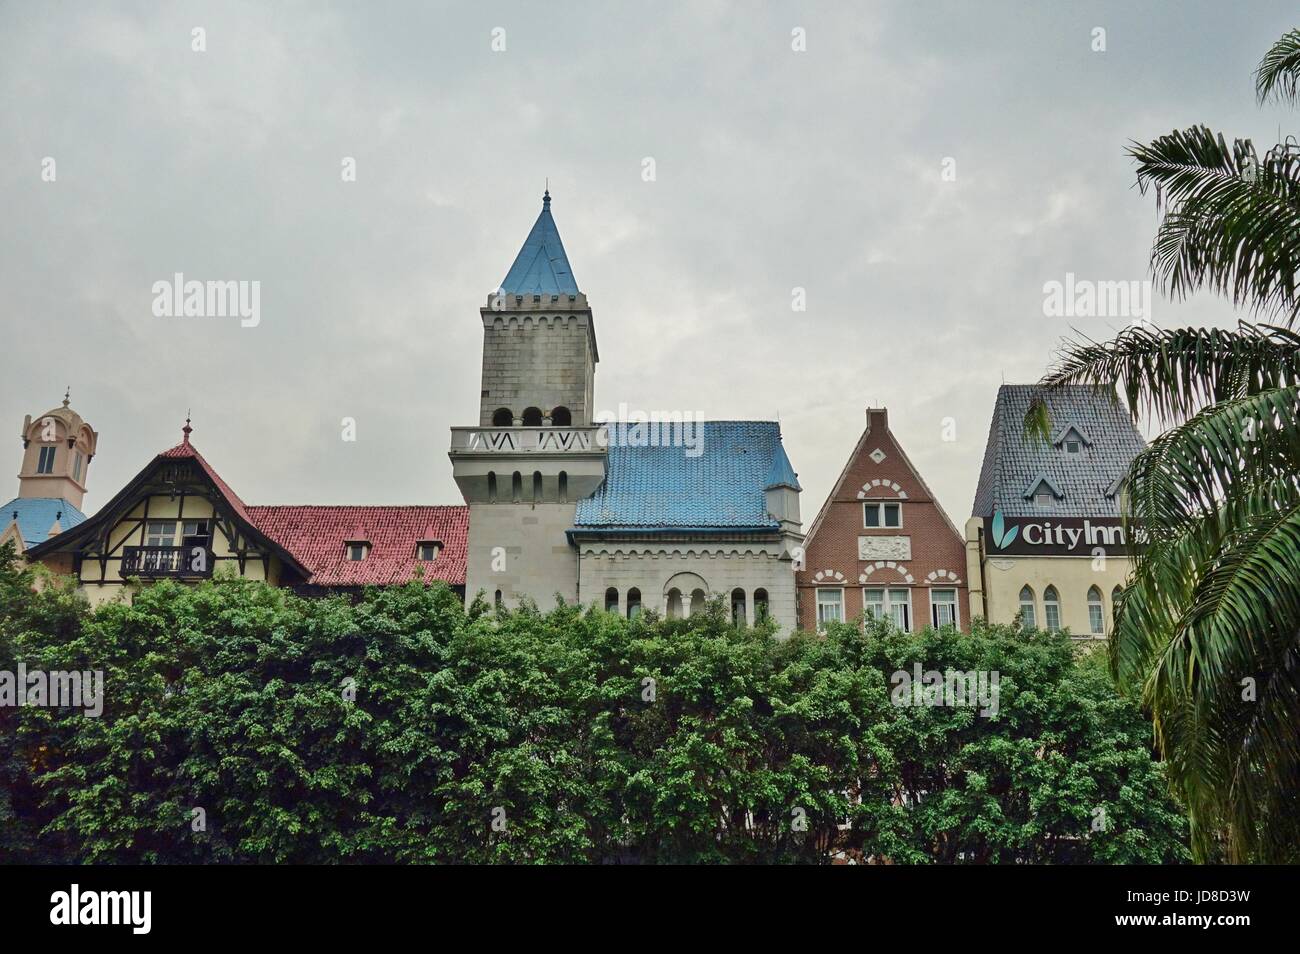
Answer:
465, 501, 580, 608
577, 540, 799, 635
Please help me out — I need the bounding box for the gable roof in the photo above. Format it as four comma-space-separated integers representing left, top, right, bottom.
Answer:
572, 421, 789, 533
0, 497, 87, 548
801, 408, 964, 549
247, 505, 467, 587
500, 191, 579, 296
25, 431, 309, 580
972, 384, 1145, 518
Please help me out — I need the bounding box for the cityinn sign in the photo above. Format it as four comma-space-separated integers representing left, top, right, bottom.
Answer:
983, 511, 1145, 556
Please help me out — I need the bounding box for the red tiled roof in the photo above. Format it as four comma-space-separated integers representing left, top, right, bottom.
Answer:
246, 505, 468, 587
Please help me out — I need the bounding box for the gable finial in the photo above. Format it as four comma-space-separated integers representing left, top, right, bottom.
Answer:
182, 411, 193, 445
63, 386, 71, 408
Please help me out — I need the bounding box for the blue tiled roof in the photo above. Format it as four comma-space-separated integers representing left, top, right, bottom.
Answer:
0, 497, 87, 546
574, 421, 789, 531
500, 192, 580, 295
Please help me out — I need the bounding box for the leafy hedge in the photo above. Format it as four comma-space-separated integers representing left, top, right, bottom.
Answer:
0, 544, 1188, 864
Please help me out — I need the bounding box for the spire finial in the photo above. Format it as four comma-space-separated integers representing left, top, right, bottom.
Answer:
182, 411, 193, 445
62, 386, 70, 408
543, 179, 550, 209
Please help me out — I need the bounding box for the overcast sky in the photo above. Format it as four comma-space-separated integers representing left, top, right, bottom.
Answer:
2, 0, 1296, 525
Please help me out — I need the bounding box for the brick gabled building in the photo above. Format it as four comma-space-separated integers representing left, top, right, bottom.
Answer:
796, 408, 969, 632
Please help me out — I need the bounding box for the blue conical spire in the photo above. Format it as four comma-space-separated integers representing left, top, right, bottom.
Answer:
500, 189, 579, 295
764, 436, 802, 491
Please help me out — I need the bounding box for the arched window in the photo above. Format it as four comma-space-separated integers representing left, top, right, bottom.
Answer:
666, 588, 683, 619
754, 588, 769, 622
511, 471, 522, 504
494, 590, 504, 611
1043, 585, 1061, 632
626, 588, 642, 619
1087, 585, 1105, 636
1019, 586, 1037, 629
521, 407, 543, 427
731, 588, 747, 626
690, 589, 707, 616
487, 471, 498, 504
551, 406, 573, 427
492, 408, 514, 427
558, 471, 568, 503
604, 587, 619, 613
532, 471, 543, 503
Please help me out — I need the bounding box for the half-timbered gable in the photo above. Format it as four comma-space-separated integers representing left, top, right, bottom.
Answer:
27, 422, 310, 606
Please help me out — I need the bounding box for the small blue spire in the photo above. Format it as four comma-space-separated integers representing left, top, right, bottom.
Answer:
500, 189, 578, 295
764, 436, 801, 491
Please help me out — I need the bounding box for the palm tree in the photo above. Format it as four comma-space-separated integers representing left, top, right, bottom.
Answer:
1028, 30, 1300, 862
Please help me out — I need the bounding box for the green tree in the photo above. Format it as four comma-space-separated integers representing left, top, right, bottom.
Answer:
1028, 30, 1300, 862
5, 573, 1187, 864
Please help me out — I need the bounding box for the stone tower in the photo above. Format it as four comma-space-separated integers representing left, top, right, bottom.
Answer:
449, 191, 607, 607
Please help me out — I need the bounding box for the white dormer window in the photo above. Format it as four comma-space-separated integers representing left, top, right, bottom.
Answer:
416, 541, 441, 561
1064, 439, 1081, 454
1034, 492, 1053, 507
346, 542, 370, 561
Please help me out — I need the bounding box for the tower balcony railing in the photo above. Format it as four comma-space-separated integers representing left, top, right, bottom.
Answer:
449, 425, 608, 455
120, 545, 214, 579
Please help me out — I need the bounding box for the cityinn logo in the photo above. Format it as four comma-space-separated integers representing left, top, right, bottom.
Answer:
990, 511, 1019, 549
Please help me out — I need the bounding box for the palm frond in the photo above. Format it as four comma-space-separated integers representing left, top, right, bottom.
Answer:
1257, 28, 1300, 105
1128, 127, 1300, 325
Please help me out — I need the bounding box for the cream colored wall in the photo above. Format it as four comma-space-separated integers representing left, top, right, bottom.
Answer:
979, 553, 1133, 637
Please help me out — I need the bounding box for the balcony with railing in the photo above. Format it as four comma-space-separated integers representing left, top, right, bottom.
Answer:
120, 545, 214, 579
448, 425, 607, 455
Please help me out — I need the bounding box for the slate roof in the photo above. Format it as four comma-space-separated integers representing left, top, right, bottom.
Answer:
248, 505, 468, 587
971, 384, 1145, 519
499, 191, 580, 295
573, 421, 788, 533
0, 497, 87, 547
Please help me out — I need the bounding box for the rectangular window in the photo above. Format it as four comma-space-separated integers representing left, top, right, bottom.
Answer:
816, 588, 844, 629
863, 502, 902, 528
863, 587, 912, 631
931, 589, 958, 628
73, 452, 83, 481
145, 521, 176, 547
417, 542, 441, 561
1044, 602, 1061, 632
347, 542, 368, 561
1034, 492, 1053, 507
1065, 440, 1080, 454
37, 446, 56, 474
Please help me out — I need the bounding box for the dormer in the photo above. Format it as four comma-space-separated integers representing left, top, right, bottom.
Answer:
1051, 422, 1093, 456
1022, 474, 1065, 507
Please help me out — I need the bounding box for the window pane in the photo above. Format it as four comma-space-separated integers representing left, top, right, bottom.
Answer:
146, 521, 176, 546
884, 503, 901, 527
864, 589, 884, 618
864, 504, 880, 527
1021, 602, 1036, 629
1088, 604, 1104, 634
1044, 604, 1060, 631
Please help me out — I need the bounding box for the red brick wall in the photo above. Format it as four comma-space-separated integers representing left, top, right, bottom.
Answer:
796, 409, 970, 631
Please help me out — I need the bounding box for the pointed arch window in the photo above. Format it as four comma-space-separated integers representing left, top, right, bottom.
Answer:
1019, 585, 1037, 629
1087, 586, 1105, 635
1043, 585, 1061, 632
